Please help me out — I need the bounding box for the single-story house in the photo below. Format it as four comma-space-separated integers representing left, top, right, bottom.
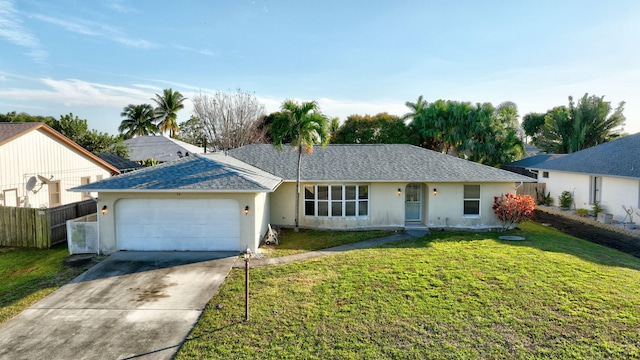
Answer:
122, 135, 205, 163
0, 122, 119, 208
529, 133, 640, 222
71, 144, 533, 254
502, 153, 566, 178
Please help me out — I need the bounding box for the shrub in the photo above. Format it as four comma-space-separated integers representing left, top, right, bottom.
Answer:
576, 208, 589, 217
592, 202, 603, 218
559, 191, 573, 209
492, 193, 536, 230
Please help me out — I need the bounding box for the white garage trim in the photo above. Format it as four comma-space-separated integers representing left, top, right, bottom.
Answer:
116, 198, 240, 251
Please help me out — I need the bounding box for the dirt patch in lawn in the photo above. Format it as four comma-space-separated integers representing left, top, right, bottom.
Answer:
534, 210, 640, 258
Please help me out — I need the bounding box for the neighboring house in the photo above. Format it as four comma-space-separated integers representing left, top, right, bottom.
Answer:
530, 133, 640, 222
72, 144, 532, 254
524, 143, 542, 158
502, 154, 566, 178
97, 153, 144, 173
122, 135, 205, 163
0, 123, 120, 208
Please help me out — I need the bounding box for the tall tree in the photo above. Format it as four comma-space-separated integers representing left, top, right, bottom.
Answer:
178, 116, 206, 147
119, 104, 158, 139
153, 88, 186, 138
402, 95, 428, 122
192, 89, 266, 150
408, 99, 523, 166
526, 94, 625, 153
270, 100, 329, 232
332, 113, 417, 144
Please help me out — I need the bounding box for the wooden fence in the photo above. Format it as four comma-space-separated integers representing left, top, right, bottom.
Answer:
517, 182, 546, 202
0, 199, 97, 248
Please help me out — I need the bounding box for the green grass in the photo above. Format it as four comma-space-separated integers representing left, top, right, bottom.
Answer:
259, 228, 396, 257
178, 222, 640, 359
0, 245, 86, 325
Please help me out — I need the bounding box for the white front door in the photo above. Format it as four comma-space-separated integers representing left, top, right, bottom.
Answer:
405, 184, 422, 221
116, 198, 240, 251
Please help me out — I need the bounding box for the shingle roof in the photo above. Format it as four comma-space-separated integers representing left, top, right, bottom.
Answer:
122, 135, 205, 162
504, 154, 566, 168
0, 122, 42, 145
228, 144, 533, 183
529, 133, 640, 179
97, 153, 143, 172
70, 152, 282, 192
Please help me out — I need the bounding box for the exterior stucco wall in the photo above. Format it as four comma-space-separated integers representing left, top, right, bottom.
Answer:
540, 171, 640, 222
270, 181, 515, 229
1, 130, 112, 208
427, 182, 516, 228
97, 192, 263, 254
537, 171, 590, 208
603, 177, 640, 222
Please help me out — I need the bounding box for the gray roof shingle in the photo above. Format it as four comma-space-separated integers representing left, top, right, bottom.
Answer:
70, 153, 282, 192
228, 144, 533, 183
504, 154, 566, 168
122, 136, 205, 162
529, 133, 640, 179
0, 122, 42, 145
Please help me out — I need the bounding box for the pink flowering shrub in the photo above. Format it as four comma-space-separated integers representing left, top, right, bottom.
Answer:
492, 193, 536, 230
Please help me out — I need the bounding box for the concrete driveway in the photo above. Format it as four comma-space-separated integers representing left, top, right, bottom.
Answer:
0, 251, 237, 360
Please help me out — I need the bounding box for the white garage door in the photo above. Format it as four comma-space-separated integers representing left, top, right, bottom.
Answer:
116, 198, 240, 251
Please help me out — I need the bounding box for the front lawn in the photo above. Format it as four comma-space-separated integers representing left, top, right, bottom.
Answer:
259, 228, 396, 257
178, 222, 640, 359
0, 246, 86, 325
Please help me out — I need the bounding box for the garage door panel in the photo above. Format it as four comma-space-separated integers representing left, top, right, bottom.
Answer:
116, 198, 240, 251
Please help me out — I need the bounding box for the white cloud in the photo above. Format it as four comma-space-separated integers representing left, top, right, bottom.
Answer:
108, 0, 135, 14
0, 0, 47, 62
31, 13, 157, 49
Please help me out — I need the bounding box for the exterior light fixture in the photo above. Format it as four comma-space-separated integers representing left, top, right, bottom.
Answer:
242, 246, 253, 322
244, 206, 250, 215
397, 188, 402, 196
101, 205, 108, 214
432, 188, 438, 196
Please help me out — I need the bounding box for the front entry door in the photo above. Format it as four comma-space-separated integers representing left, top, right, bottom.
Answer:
405, 184, 422, 221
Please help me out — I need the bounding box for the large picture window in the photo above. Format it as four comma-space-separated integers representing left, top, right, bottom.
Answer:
463, 185, 480, 216
305, 185, 369, 217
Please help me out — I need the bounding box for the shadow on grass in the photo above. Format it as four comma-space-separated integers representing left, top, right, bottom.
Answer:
375, 223, 640, 272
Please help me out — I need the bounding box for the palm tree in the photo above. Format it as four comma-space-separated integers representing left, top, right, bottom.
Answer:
402, 95, 428, 122
118, 104, 158, 138
153, 88, 186, 138
270, 100, 329, 232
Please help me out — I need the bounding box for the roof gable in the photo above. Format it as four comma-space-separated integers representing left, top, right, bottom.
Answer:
529, 133, 640, 179
0, 122, 119, 174
71, 153, 282, 192
228, 144, 533, 183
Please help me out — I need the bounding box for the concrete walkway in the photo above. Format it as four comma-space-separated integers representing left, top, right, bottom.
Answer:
0, 251, 237, 360
233, 229, 430, 268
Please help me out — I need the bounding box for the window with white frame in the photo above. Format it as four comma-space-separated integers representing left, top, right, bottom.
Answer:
463, 184, 480, 216
305, 184, 369, 217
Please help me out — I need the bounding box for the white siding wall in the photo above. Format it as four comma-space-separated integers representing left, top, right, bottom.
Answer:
0, 129, 112, 208
602, 177, 640, 222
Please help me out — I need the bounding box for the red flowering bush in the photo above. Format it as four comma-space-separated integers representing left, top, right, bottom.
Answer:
492, 193, 536, 230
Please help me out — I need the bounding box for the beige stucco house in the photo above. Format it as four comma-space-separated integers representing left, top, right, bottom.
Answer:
530, 132, 640, 222
72, 144, 532, 254
0, 123, 119, 208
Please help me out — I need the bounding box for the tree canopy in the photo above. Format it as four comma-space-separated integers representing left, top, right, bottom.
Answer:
119, 104, 158, 139
153, 88, 186, 138
191, 89, 266, 150
408, 99, 524, 166
331, 113, 417, 145
523, 93, 625, 153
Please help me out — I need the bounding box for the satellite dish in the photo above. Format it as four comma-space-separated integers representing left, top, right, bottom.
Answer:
26, 176, 37, 191
37, 175, 53, 184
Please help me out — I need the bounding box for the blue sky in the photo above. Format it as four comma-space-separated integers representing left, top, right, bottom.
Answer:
1, 0, 639, 135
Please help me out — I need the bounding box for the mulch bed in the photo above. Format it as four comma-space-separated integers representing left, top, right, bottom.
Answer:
534, 210, 640, 258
